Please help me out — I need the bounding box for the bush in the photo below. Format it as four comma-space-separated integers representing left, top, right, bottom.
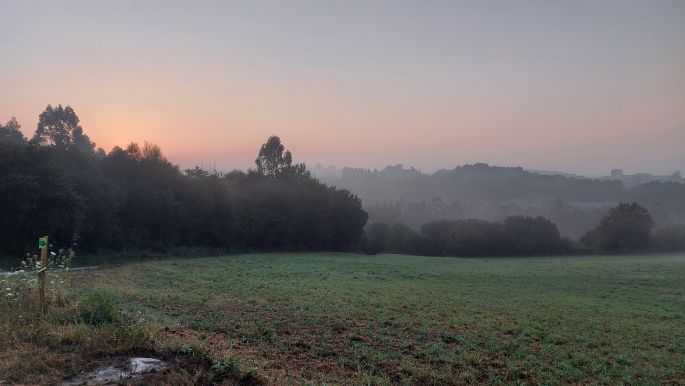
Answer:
581, 202, 654, 253
503, 216, 563, 255
652, 225, 685, 252
363, 222, 429, 255
421, 219, 509, 257
366, 216, 572, 257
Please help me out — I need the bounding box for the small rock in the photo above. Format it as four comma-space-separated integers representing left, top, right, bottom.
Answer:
130, 357, 167, 374
62, 357, 168, 385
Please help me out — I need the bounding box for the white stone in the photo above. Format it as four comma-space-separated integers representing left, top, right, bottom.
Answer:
61, 357, 168, 385
130, 357, 167, 374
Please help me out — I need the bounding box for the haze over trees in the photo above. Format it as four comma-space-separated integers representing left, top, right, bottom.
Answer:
365, 203, 684, 257
0, 106, 367, 259
364, 216, 571, 257
313, 164, 685, 239
1, 106, 683, 261
0, 117, 25, 144
580, 202, 654, 253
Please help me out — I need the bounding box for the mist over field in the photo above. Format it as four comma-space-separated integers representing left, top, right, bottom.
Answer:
1, 1, 684, 385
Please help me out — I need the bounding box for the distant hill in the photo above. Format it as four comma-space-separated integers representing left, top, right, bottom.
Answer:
312, 163, 685, 238
315, 163, 625, 204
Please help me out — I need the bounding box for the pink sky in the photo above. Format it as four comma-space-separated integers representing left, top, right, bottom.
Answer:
1, 1, 684, 175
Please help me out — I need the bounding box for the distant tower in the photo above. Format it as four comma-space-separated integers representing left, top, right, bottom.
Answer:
611, 169, 623, 179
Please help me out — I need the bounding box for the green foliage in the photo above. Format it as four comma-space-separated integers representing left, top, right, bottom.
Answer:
180, 342, 213, 365
2, 247, 74, 310
81, 289, 123, 325
365, 216, 571, 256
0, 142, 86, 256
421, 218, 509, 256
503, 215, 564, 255
175, 345, 263, 384
212, 355, 264, 384
581, 202, 654, 253
0, 109, 367, 258
652, 224, 685, 252
212, 355, 243, 378
0, 251, 156, 385
0, 117, 26, 144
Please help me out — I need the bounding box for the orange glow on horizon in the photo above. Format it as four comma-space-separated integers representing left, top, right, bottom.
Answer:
1, 1, 683, 175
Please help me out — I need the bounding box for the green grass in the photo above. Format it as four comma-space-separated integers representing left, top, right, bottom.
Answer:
64, 252, 685, 385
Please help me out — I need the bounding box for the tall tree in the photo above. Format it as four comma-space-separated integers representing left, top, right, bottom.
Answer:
32, 105, 95, 152
0, 117, 26, 144
1, 106, 369, 258
255, 135, 293, 177
581, 202, 654, 253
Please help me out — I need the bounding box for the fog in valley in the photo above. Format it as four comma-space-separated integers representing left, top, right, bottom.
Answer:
312, 163, 685, 239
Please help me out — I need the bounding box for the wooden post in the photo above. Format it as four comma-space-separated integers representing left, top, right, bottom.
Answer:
39, 236, 48, 315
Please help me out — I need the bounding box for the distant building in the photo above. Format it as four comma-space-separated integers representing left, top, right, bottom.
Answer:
607, 169, 684, 187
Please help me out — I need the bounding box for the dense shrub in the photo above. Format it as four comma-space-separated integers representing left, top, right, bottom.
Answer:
652, 225, 685, 252
580, 202, 654, 253
421, 219, 510, 257
363, 222, 429, 255
365, 216, 572, 257
503, 216, 564, 255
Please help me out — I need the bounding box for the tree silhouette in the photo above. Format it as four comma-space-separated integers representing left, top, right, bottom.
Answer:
255, 135, 293, 177
581, 202, 654, 252
32, 105, 95, 152
0, 117, 26, 144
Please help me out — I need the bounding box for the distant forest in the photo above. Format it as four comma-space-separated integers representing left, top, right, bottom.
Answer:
1, 105, 684, 261
313, 164, 685, 239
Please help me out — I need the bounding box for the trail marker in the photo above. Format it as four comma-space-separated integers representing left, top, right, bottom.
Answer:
38, 236, 48, 250
38, 236, 48, 315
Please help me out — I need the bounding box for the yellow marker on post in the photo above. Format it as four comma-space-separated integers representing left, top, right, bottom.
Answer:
38, 236, 48, 315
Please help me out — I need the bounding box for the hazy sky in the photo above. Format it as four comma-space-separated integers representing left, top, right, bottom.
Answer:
1, 0, 683, 175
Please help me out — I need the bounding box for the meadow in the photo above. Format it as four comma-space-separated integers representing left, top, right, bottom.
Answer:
2, 253, 684, 385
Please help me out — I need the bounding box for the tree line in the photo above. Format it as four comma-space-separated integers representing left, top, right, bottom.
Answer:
0, 105, 367, 259
2, 105, 683, 261
316, 163, 685, 240
364, 202, 685, 256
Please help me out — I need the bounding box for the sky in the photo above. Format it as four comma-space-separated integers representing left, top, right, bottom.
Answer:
1, 0, 684, 176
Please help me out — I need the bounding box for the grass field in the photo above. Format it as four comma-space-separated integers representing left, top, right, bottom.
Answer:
2, 253, 685, 385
